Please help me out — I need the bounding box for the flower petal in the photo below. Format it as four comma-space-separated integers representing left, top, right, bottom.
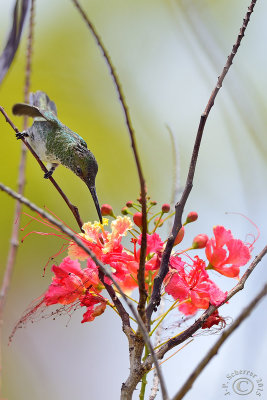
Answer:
165, 273, 189, 301
213, 226, 233, 247
225, 239, 251, 266
178, 301, 197, 315
208, 247, 227, 267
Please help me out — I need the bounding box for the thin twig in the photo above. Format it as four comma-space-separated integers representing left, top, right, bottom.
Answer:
146, 0, 258, 323
0, 182, 168, 400
0, 106, 83, 230
71, 0, 148, 324
0, 2, 35, 396
172, 282, 267, 400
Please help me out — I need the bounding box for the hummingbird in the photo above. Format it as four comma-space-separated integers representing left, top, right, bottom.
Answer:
13, 91, 102, 223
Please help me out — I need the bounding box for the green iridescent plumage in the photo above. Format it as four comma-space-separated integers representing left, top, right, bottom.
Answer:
13, 91, 102, 223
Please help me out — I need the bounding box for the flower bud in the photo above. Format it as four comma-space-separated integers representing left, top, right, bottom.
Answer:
185, 211, 198, 224
150, 200, 157, 206
154, 217, 163, 227
162, 203, 170, 213
101, 204, 113, 216
121, 206, 129, 215
192, 234, 208, 249
174, 226, 185, 245
133, 212, 143, 227
126, 201, 133, 208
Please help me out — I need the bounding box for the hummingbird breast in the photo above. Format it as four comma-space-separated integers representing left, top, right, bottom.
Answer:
27, 121, 65, 164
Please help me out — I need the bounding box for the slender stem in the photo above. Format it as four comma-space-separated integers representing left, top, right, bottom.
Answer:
139, 346, 149, 400
146, 0, 258, 323
139, 372, 148, 400
114, 290, 139, 305
173, 283, 267, 400
154, 330, 186, 351
0, 106, 83, 230
151, 212, 164, 233
0, 182, 168, 400
0, 2, 35, 396
71, 0, 148, 324
148, 211, 162, 225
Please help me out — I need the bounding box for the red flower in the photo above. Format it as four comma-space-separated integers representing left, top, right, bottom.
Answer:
165, 256, 227, 315
206, 226, 251, 278
44, 257, 93, 305
137, 233, 164, 259
44, 257, 107, 323
68, 217, 133, 260
101, 233, 164, 292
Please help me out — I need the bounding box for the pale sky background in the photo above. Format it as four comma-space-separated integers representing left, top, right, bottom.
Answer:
1, 1, 267, 399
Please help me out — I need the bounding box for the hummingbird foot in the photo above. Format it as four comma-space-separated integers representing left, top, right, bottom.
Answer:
44, 162, 59, 179
16, 130, 29, 140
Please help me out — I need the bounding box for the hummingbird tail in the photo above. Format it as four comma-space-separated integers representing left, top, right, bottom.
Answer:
29, 91, 57, 116
89, 186, 103, 224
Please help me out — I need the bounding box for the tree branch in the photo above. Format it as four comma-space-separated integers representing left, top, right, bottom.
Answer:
146, 0, 258, 323
0, 106, 83, 230
0, 182, 168, 400
172, 282, 267, 400
71, 0, 148, 324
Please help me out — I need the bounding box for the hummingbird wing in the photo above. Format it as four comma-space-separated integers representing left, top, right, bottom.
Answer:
30, 91, 57, 116
13, 100, 88, 148
12, 103, 59, 125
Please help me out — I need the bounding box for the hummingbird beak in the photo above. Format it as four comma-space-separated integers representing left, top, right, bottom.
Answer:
88, 186, 103, 224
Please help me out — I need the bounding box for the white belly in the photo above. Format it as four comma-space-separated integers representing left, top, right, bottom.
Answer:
27, 128, 61, 164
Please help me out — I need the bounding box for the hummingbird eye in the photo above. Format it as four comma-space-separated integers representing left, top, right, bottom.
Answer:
76, 167, 82, 175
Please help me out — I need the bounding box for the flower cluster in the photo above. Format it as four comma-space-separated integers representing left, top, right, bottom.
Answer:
24, 199, 254, 330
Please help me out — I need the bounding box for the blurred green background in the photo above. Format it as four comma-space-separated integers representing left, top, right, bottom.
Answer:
1, 0, 267, 399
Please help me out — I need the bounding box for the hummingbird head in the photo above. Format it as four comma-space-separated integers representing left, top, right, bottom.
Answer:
72, 148, 102, 224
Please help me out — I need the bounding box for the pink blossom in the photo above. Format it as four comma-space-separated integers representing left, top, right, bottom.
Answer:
206, 226, 251, 278
165, 256, 227, 315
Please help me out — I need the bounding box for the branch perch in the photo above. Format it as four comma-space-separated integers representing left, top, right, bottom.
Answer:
0, 106, 83, 230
